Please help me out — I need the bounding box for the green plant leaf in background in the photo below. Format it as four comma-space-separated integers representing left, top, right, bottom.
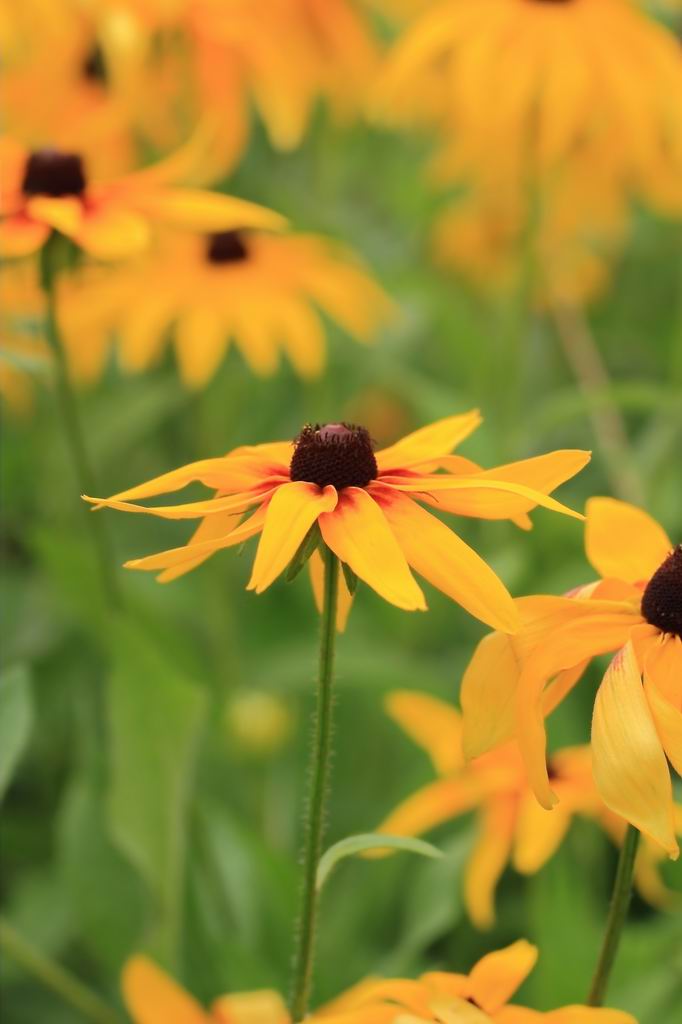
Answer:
107, 620, 207, 968
316, 833, 443, 892
0, 665, 33, 801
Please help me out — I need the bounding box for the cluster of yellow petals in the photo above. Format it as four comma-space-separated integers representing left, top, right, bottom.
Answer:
122, 943, 636, 1024
461, 497, 682, 858
84, 412, 590, 631
370, 690, 680, 929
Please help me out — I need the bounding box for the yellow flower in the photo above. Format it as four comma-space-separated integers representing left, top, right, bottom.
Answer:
372, 690, 678, 928
122, 955, 290, 1024
0, 136, 285, 261
57, 229, 394, 388
84, 413, 588, 630
376, 0, 682, 211
317, 941, 636, 1024
462, 498, 682, 857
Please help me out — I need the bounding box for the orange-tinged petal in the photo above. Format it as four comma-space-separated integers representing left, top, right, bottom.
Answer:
308, 547, 353, 633
374, 777, 481, 850
25, 196, 83, 236
135, 188, 287, 233
381, 475, 584, 521
211, 990, 289, 1024
318, 488, 426, 612
125, 504, 269, 578
512, 792, 573, 875
463, 799, 517, 931
93, 455, 286, 505
121, 955, 207, 1024
592, 642, 678, 857
416, 450, 590, 520
468, 939, 538, 1013
375, 489, 518, 632
82, 487, 275, 520
0, 214, 50, 256
248, 482, 337, 593
585, 497, 672, 583
461, 631, 519, 760
375, 410, 482, 472
385, 691, 464, 777
644, 636, 682, 776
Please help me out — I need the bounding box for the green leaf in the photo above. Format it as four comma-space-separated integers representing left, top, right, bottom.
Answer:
285, 524, 320, 582
341, 562, 358, 595
0, 665, 33, 801
107, 620, 207, 966
316, 833, 442, 892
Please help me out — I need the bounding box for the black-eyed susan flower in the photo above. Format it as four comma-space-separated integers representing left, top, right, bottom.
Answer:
371, 690, 678, 929
57, 228, 394, 387
0, 136, 285, 260
462, 497, 682, 857
84, 412, 589, 630
318, 941, 636, 1024
376, 0, 682, 212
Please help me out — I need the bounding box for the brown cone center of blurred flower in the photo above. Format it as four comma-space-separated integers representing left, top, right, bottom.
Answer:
206, 230, 249, 263
641, 545, 682, 638
82, 44, 107, 83
290, 423, 378, 490
22, 149, 86, 197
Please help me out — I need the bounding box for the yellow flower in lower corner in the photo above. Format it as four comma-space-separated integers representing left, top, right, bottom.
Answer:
84, 412, 588, 630
371, 691, 675, 929
461, 498, 682, 858
319, 941, 636, 1024
58, 229, 394, 388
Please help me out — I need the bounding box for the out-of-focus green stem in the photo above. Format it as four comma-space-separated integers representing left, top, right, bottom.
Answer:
40, 241, 121, 608
289, 547, 339, 1021
0, 918, 124, 1024
587, 825, 640, 1006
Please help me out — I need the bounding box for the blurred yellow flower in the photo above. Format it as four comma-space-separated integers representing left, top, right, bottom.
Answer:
376, 0, 682, 211
462, 497, 682, 858
0, 261, 49, 415
226, 690, 294, 756
84, 413, 588, 628
58, 229, 394, 388
319, 940, 636, 1024
373, 690, 679, 928
0, 136, 285, 261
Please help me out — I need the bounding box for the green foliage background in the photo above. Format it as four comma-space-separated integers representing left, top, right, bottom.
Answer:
2, 83, 682, 1024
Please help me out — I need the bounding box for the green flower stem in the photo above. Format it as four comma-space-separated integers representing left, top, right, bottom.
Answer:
587, 824, 641, 1006
40, 244, 121, 609
0, 918, 124, 1024
289, 546, 339, 1021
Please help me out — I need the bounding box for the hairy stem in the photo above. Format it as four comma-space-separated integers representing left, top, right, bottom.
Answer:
588, 825, 640, 1005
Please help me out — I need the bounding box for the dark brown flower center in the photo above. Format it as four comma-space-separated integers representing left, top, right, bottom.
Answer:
22, 149, 86, 197
290, 423, 378, 490
205, 230, 249, 264
82, 44, 107, 83
641, 545, 682, 638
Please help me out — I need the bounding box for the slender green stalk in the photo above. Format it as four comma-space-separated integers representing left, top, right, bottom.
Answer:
289, 547, 339, 1021
552, 304, 645, 505
0, 918, 124, 1024
587, 825, 640, 1006
40, 245, 121, 608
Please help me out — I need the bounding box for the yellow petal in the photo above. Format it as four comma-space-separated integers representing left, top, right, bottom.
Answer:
592, 642, 678, 857
375, 488, 519, 632
318, 488, 426, 612
644, 636, 682, 776
308, 548, 353, 633
248, 483, 337, 594
211, 990, 289, 1024
416, 450, 590, 520
375, 777, 481, 850
137, 188, 287, 232
375, 410, 482, 473
381, 475, 584, 522
0, 214, 50, 256
542, 1010, 637, 1024
585, 497, 672, 583
385, 691, 464, 777
512, 792, 573, 875
25, 196, 83, 236
157, 509, 251, 584
175, 307, 228, 389
77, 205, 150, 259
83, 488, 274, 520
125, 503, 268, 578
121, 955, 207, 1024
461, 631, 520, 760
468, 940, 538, 1013
463, 800, 517, 931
